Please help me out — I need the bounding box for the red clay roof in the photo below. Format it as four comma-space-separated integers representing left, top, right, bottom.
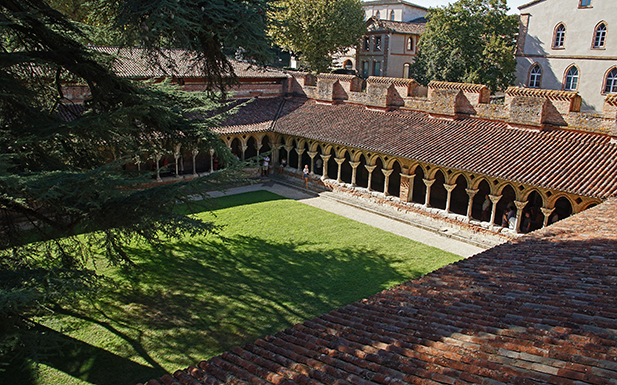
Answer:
367, 18, 426, 34
266, 98, 617, 199
139, 198, 617, 385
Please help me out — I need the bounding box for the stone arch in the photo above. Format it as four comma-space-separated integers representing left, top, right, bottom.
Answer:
327, 147, 337, 180
289, 139, 299, 169
260, 135, 271, 155
522, 190, 544, 232
431, 169, 447, 209
472, 179, 492, 221
496, 184, 517, 227
372, 157, 385, 193
367, 153, 382, 167
245, 136, 258, 159
301, 141, 311, 170
341, 151, 352, 183
412, 165, 426, 205
581, 201, 598, 211
550, 196, 573, 224
388, 160, 402, 197
449, 174, 468, 216
356, 153, 369, 188
522, 188, 545, 206
230, 137, 242, 160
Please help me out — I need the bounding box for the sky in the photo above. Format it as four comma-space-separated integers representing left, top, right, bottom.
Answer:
370, 0, 531, 14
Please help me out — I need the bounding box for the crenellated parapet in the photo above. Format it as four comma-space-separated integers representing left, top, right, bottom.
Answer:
285, 73, 617, 138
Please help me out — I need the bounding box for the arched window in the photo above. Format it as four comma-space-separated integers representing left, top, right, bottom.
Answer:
403, 63, 410, 79
344, 60, 353, 70
528, 64, 542, 88
375, 10, 380, 19
554, 24, 566, 48
605, 68, 617, 93
593, 22, 607, 48
407, 37, 414, 51
390, 10, 395, 21
564, 66, 579, 91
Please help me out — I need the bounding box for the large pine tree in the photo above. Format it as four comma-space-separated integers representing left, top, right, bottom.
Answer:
0, 0, 273, 369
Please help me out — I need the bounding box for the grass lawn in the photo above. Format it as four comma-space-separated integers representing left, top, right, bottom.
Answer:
14, 190, 462, 385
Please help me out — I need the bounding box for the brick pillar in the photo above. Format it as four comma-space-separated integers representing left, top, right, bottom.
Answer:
444, 183, 457, 213
465, 188, 479, 219
488, 194, 502, 226
382, 169, 394, 196
365, 165, 377, 191
423, 178, 435, 207
514, 200, 528, 233
400, 173, 413, 202
334, 157, 345, 182
350, 161, 360, 186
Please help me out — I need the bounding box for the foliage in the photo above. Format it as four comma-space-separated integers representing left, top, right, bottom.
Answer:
409, 0, 518, 92
0, 0, 271, 373
269, 0, 366, 73
6, 191, 461, 384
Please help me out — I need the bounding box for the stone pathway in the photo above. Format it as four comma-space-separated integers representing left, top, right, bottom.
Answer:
205, 180, 486, 258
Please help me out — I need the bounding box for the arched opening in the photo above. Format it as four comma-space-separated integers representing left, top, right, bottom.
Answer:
315, 145, 326, 176
521, 190, 544, 233
564, 65, 579, 91
327, 148, 337, 180
472, 179, 492, 221
301, 142, 311, 171
372, 158, 385, 192
496, 184, 516, 227
412, 166, 426, 204
551, 197, 573, 224
245, 136, 258, 160
344, 60, 353, 70
431, 170, 447, 210
389, 161, 401, 197
289, 140, 299, 169
260, 136, 271, 155
230, 138, 242, 160
356, 154, 369, 188
528, 64, 542, 88
450, 175, 468, 215
341, 151, 352, 183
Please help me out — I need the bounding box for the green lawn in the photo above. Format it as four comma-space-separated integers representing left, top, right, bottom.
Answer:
16, 190, 461, 385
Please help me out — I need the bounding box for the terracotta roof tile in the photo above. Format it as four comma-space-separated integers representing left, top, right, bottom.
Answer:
368, 18, 426, 34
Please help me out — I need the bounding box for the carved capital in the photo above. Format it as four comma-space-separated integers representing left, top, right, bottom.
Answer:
192, 149, 199, 156
514, 200, 528, 210
307, 151, 318, 159
349, 161, 360, 169
295, 148, 305, 155
382, 168, 394, 177
489, 194, 502, 204
321, 154, 331, 161
443, 183, 457, 192
465, 188, 479, 198
422, 178, 435, 187
541, 207, 555, 217
365, 164, 377, 172
334, 157, 345, 165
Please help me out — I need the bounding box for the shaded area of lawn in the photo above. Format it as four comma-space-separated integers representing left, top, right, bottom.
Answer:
13, 190, 462, 385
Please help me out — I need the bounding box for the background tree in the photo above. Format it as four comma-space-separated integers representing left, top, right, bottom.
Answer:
269, 0, 366, 73
0, 0, 272, 373
409, 0, 518, 92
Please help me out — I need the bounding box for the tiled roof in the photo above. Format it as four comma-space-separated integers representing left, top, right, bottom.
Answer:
270, 99, 617, 199
90, 47, 287, 79
368, 18, 426, 34
139, 197, 617, 385
429, 81, 488, 93
212, 98, 284, 135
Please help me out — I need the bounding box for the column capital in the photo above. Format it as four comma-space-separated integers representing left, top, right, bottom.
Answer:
400, 173, 414, 179
422, 178, 435, 187
284, 145, 294, 152
365, 164, 377, 172
382, 168, 394, 177
320, 154, 331, 161
443, 183, 457, 192
295, 148, 305, 155
155, 153, 162, 162
307, 151, 318, 158
514, 200, 528, 210
465, 188, 479, 197
540, 207, 555, 216
334, 157, 345, 165
192, 148, 199, 156
241, 144, 248, 151
488, 194, 502, 204
349, 161, 360, 169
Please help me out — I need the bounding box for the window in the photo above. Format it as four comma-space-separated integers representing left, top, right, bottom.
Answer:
554, 24, 566, 48
528, 64, 542, 88
374, 36, 382, 51
375, 10, 380, 19
373, 61, 381, 76
403, 63, 410, 79
579, 0, 591, 7
362, 61, 369, 78
593, 23, 607, 48
390, 10, 395, 21
363, 37, 370, 51
605, 68, 617, 93
407, 37, 414, 52
564, 66, 579, 91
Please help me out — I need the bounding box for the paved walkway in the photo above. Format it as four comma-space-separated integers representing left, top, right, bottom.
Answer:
206, 181, 485, 258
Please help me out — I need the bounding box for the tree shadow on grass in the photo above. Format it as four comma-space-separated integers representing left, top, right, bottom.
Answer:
48, 233, 421, 385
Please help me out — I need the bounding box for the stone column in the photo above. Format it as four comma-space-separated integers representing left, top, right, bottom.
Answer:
465, 188, 479, 219
382, 169, 394, 196
295, 148, 305, 172
155, 153, 162, 182
350, 161, 360, 186
320, 154, 331, 180
423, 178, 435, 207
514, 200, 528, 233
541, 207, 555, 228
174, 144, 181, 178
135, 156, 141, 172
365, 165, 376, 191
240, 144, 248, 161
334, 157, 345, 182
308, 151, 318, 175
284, 145, 293, 165
192, 149, 199, 175
488, 194, 502, 226
399, 174, 412, 202
444, 183, 457, 213
209, 148, 215, 172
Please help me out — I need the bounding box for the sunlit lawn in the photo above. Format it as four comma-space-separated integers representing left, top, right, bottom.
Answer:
16, 190, 462, 385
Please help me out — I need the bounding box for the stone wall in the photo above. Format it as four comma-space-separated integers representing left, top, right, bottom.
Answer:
286, 73, 617, 138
